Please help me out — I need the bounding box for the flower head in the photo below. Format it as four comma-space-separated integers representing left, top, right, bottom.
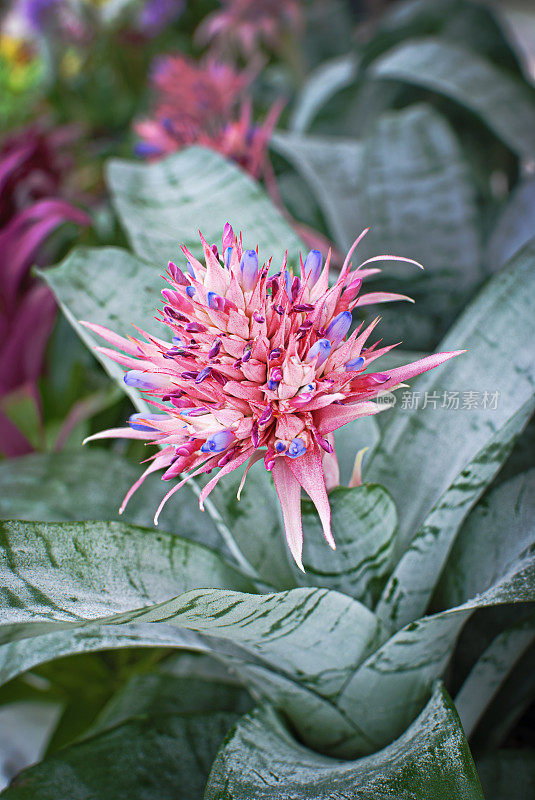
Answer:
134, 55, 280, 178
83, 227, 462, 570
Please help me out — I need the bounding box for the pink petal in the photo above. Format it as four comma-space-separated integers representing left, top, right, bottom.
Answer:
314, 400, 388, 435
272, 457, 305, 572
286, 445, 335, 550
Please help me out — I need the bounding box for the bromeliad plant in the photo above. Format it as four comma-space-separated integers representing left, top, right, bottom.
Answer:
0, 148, 534, 799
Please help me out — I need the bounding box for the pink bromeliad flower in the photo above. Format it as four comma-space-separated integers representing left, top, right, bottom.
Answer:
82, 226, 462, 570
134, 55, 282, 180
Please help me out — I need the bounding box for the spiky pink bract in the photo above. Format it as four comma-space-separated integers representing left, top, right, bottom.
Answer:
83, 227, 462, 570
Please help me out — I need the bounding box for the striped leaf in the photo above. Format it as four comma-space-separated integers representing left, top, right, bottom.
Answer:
371, 38, 535, 158
334, 499, 535, 755
0, 449, 221, 553
296, 485, 397, 607
368, 238, 535, 602
375, 401, 534, 629
435, 469, 535, 613
289, 54, 358, 134
2, 672, 243, 800
107, 146, 304, 268
0, 519, 386, 753
205, 682, 484, 800
454, 614, 535, 740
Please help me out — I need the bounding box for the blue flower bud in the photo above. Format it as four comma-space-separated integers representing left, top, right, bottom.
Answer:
325, 311, 352, 347
200, 430, 234, 453
275, 441, 287, 453
124, 370, 171, 390
284, 268, 292, 298
224, 247, 233, 269
345, 356, 365, 372
186, 261, 196, 279
303, 250, 322, 285
287, 438, 307, 459
128, 413, 163, 431
306, 338, 331, 367
240, 249, 259, 291
172, 334, 184, 346
186, 286, 196, 297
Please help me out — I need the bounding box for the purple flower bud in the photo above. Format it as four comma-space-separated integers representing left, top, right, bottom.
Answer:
186, 261, 196, 279
345, 356, 365, 372
186, 322, 206, 333
251, 423, 259, 448
325, 311, 352, 347
200, 429, 234, 453
224, 247, 233, 269
207, 291, 224, 310
242, 344, 252, 362
271, 367, 283, 381
293, 303, 315, 312
275, 441, 287, 453
304, 250, 322, 285
186, 286, 196, 297
128, 413, 163, 431
240, 249, 259, 291
291, 276, 301, 301
287, 438, 307, 459
306, 338, 331, 367
211, 244, 219, 260
269, 348, 282, 360
208, 339, 221, 358
135, 142, 162, 158
259, 404, 273, 425
124, 370, 171, 390
168, 261, 188, 285
195, 366, 212, 383
252, 311, 265, 323
267, 379, 280, 391
284, 269, 292, 298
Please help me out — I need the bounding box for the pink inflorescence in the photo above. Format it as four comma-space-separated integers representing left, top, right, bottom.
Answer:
82, 225, 462, 570
134, 55, 281, 179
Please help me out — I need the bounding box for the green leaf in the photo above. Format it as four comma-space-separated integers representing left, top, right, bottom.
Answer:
289, 54, 358, 133
209, 461, 296, 590
0, 519, 387, 754
271, 131, 365, 254
333, 497, 535, 755
2, 712, 239, 800
0, 520, 253, 628
297, 485, 397, 607
273, 105, 481, 348
362, 0, 524, 74
0, 450, 221, 553
371, 38, 535, 158
476, 750, 535, 800
106, 147, 304, 268
454, 614, 535, 739
204, 682, 484, 800
485, 178, 535, 272
275, 104, 480, 277
375, 401, 534, 629
435, 470, 535, 612
368, 238, 535, 598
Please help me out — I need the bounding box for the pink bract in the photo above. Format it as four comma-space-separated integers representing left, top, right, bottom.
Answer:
83, 227, 462, 570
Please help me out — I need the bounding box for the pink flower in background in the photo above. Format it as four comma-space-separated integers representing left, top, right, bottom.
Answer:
83, 226, 462, 569
196, 0, 303, 57
134, 54, 281, 179
0, 125, 89, 456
